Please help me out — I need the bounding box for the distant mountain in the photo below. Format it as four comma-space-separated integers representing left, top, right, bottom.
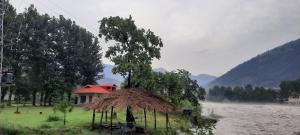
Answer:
96, 64, 124, 86
97, 65, 170, 86
191, 74, 217, 86
153, 67, 168, 73
209, 38, 300, 88
98, 64, 216, 88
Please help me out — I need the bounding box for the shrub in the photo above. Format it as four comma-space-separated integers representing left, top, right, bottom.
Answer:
47, 115, 61, 122
191, 106, 216, 135
39, 124, 52, 129
0, 125, 22, 135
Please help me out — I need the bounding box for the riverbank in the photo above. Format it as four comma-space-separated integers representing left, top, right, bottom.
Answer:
201, 101, 300, 135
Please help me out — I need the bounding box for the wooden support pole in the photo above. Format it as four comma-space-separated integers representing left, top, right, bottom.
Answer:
105, 111, 108, 122
154, 109, 157, 129
144, 108, 147, 129
100, 111, 104, 125
110, 106, 114, 130
166, 112, 169, 131
92, 109, 96, 129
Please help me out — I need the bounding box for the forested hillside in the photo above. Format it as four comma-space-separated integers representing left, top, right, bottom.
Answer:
209, 38, 300, 88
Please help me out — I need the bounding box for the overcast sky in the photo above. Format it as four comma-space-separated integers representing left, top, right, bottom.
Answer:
10, 0, 300, 76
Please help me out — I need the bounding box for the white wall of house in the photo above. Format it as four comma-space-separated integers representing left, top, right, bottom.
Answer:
75, 93, 102, 105
3, 92, 15, 101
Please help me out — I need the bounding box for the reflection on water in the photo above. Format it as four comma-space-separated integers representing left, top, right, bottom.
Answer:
202, 102, 300, 135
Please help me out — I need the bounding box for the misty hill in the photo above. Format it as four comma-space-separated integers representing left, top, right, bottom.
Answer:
153, 67, 168, 73
96, 65, 170, 86
153, 68, 216, 87
98, 65, 216, 87
96, 64, 124, 86
191, 74, 217, 86
209, 38, 300, 88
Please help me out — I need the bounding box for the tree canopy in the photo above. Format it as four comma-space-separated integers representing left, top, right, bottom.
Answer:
99, 15, 163, 88
1, 3, 103, 105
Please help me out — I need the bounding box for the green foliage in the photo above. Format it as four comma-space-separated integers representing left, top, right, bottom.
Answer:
39, 124, 52, 129
208, 85, 278, 102
1, 2, 104, 105
0, 126, 21, 135
99, 15, 163, 87
180, 100, 194, 109
190, 106, 216, 135
136, 69, 206, 106
177, 69, 206, 105
47, 115, 61, 122
279, 79, 300, 99
43, 75, 67, 104
0, 124, 83, 135
54, 101, 73, 125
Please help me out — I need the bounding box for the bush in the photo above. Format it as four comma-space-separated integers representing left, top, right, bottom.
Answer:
180, 100, 194, 109
0, 125, 22, 135
47, 115, 61, 122
0, 104, 5, 108
190, 106, 216, 135
39, 124, 52, 129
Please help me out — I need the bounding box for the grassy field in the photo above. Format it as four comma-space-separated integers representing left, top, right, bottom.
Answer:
0, 105, 187, 135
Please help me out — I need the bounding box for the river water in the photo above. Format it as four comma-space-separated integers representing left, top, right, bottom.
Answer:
201, 102, 300, 135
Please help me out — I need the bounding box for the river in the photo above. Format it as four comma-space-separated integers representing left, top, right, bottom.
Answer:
201, 102, 300, 135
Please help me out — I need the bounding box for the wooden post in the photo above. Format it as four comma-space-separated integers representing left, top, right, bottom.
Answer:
144, 108, 147, 129
166, 112, 169, 131
110, 106, 114, 130
92, 109, 95, 129
154, 109, 157, 129
105, 111, 108, 122
100, 111, 104, 125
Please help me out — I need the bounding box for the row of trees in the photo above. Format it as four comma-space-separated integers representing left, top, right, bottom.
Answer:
279, 79, 300, 99
135, 69, 206, 106
208, 85, 278, 102
1, 2, 103, 106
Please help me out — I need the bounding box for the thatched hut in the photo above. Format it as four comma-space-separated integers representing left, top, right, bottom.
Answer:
85, 88, 176, 131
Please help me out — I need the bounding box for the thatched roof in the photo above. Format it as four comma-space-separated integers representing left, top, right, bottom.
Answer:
85, 88, 176, 112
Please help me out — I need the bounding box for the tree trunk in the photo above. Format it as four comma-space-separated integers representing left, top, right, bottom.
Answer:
40, 92, 44, 106
43, 93, 48, 106
110, 106, 114, 130
32, 90, 37, 106
166, 112, 169, 131
64, 112, 66, 125
16, 96, 20, 113
128, 69, 131, 88
67, 91, 71, 103
48, 96, 52, 106
92, 109, 95, 129
105, 111, 108, 122
7, 86, 13, 106
0, 88, 7, 103
144, 108, 147, 129
154, 109, 157, 129
100, 111, 104, 125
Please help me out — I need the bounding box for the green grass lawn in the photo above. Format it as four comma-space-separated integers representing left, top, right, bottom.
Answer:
0, 105, 187, 135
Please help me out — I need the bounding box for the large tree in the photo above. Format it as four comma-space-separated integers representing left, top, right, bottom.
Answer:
99, 15, 163, 88
178, 69, 206, 105
19, 5, 52, 106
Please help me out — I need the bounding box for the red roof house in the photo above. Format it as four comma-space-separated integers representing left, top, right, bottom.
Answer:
73, 84, 117, 105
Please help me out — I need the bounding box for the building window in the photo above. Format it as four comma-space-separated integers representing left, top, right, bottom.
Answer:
89, 96, 93, 102
80, 96, 86, 103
